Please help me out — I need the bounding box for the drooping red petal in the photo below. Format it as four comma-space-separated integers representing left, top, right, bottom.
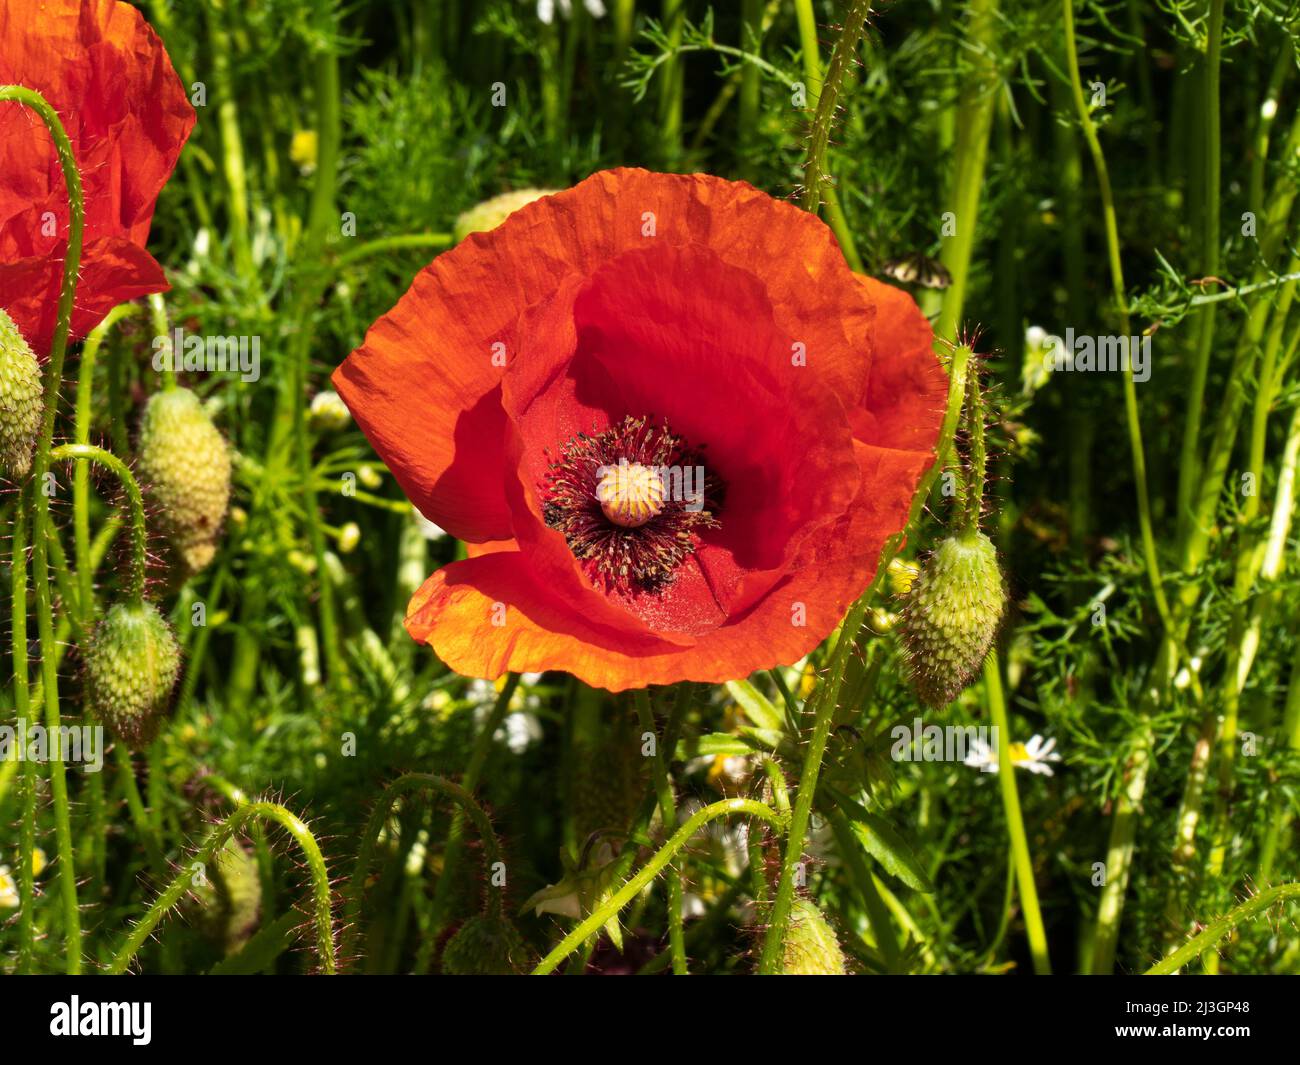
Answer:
0, 0, 195, 354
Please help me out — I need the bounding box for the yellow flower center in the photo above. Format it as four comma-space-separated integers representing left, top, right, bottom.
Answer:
596, 462, 664, 528
1007, 742, 1030, 764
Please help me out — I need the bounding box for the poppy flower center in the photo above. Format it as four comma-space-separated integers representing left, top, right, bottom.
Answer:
596, 462, 664, 527
541, 415, 722, 595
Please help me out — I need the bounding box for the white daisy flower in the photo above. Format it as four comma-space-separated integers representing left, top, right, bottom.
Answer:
965, 734, 1061, 776
537, 0, 606, 24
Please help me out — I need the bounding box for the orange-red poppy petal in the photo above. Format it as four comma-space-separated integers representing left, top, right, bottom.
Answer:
341, 168, 948, 689
0, 0, 195, 354
333, 168, 879, 543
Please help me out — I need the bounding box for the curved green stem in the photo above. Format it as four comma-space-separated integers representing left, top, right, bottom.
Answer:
424, 673, 521, 951
331, 232, 453, 269
108, 800, 337, 975
1061, 1, 1171, 634
0, 83, 85, 974
532, 799, 784, 975
634, 689, 686, 974
757, 595, 869, 973
75, 304, 145, 618
1145, 884, 1300, 975
1175, 0, 1225, 540
50, 444, 148, 605
342, 772, 505, 964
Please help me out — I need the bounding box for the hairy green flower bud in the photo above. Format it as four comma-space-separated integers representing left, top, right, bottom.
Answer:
453, 188, 558, 243
195, 837, 262, 955
899, 530, 1006, 708
780, 898, 847, 975
572, 720, 646, 846
84, 602, 181, 747
0, 308, 43, 479
441, 914, 532, 975
138, 387, 231, 572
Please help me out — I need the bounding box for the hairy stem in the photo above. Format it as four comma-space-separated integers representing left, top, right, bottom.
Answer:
533, 799, 784, 975
109, 800, 336, 975
50, 444, 149, 605
634, 688, 686, 974
0, 83, 85, 973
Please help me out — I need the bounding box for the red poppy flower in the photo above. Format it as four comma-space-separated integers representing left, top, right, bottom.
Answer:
334, 169, 947, 691
0, 0, 195, 356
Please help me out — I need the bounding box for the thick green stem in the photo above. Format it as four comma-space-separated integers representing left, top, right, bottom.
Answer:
757, 595, 869, 973
658, 0, 685, 166
1145, 883, 1300, 975
532, 799, 783, 975
1175, 0, 1226, 540
934, 0, 998, 342
985, 654, 1051, 973
1061, 0, 1171, 633
634, 689, 686, 974
0, 83, 85, 974
292, 39, 345, 687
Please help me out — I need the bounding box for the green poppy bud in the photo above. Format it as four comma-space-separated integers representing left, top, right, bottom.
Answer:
194, 838, 262, 955
453, 188, 558, 243
898, 530, 1006, 708
0, 308, 43, 480
779, 898, 847, 975
138, 387, 232, 572
441, 914, 532, 975
84, 601, 181, 747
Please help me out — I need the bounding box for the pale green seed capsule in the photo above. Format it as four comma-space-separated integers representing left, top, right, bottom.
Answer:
441, 914, 532, 975
194, 837, 262, 955
780, 898, 847, 975
453, 188, 558, 243
84, 602, 181, 747
0, 308, 43, 480
138, 388, 232, 572
898, 531, 1006, 708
